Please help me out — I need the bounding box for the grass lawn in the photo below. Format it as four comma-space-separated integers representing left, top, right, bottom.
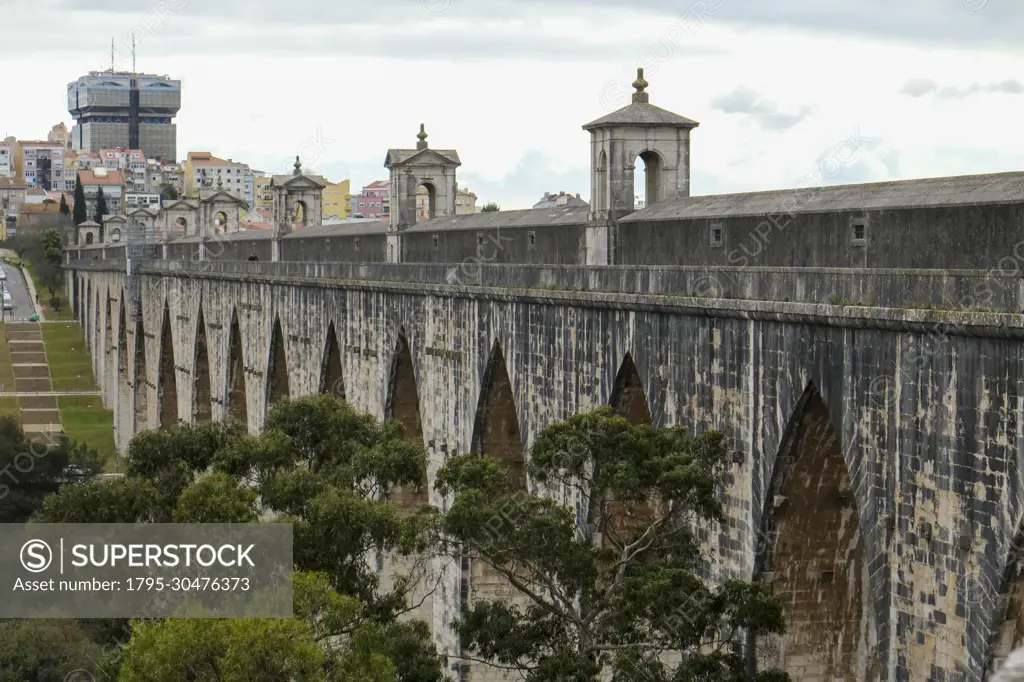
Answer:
22, 260, 75, 321
41, 323, 97, 391
57, 395, 117, 472
0, 395, 19, 419
0, 323, 15, 392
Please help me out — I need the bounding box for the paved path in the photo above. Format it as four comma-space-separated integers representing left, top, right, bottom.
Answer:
0, 261, 36, 320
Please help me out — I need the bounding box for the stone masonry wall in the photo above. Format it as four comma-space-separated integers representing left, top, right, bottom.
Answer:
69, 262, 1024, 682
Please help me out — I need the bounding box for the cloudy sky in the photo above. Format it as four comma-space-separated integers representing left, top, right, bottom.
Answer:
2, 0, 1022, 208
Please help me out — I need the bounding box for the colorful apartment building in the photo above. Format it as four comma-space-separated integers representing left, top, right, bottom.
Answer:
354, 180, 389, 219
322, 179, 351, 220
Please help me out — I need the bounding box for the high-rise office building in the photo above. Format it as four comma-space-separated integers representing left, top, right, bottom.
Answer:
67, 71, 181, 161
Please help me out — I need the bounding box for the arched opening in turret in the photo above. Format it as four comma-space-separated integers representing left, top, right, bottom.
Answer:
157, 304, 178, 429
193, 308, 212, 423
384, 332, 427, 507
174, 216, 187, 236
292, 200, 307, 230
85, 232, 94, 245
419, 181, 437, 221
756, 382, 870, 679
632, 150, 662, 211
110, 228, 121, 243
319, 323, 344, 400
214, 211, 228, 234
266, 317, 290, 409
133, 318, 148, 432
595, 149, 608, 214
226, 311, 248, 428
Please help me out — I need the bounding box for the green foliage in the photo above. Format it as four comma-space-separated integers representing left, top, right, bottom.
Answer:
42, 198, 57, 205
435, 406, 789, 681
40, 228, 63, 266
117, 615, 327, 682
159, 183, 179, 201
73, 175, 87, 226
172, 471, 258, 523
0, 416, 102, 523
94, 186, 108, 226
0, 619, 102, 681
32, 397, 445, 681
59, 193, 70, 215
481, 202, 500, 212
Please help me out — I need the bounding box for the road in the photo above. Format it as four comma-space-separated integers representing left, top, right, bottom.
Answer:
0, 261, 38, 320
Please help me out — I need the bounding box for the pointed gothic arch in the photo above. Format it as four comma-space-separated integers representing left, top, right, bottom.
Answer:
266, 317, 290, 409
104, 294, 114, 404
133, 318, 148, 432
85, 280, 92, 349
984, 523, 1024, 673
319, 323, 344, 400
226, 310, 248, 428
157, 303, 178, 428
116, 298, 129, 453
755, 382, 870, 679
384, 331, 427, 507
471, 340, 525, 491
604, 352, 656, 550
193, 308, 212, 422
610, 352, 653, 426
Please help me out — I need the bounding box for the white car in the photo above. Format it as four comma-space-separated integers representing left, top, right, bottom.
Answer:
0, 270, 7, 281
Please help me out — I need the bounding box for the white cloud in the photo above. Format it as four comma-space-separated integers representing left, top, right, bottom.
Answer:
2, 1, 1023, 209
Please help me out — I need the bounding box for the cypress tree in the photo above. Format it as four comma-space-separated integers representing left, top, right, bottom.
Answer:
72, 174, 87, 226
58, 194, 69, 216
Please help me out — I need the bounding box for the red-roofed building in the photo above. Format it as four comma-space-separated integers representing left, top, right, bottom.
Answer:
77, 167, 125, 215
354, 180, 389, 219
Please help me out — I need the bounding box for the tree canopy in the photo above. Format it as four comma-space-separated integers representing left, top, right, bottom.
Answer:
481, 202, 500, 212
435, 406, 788, 681
33, 396, 446, 681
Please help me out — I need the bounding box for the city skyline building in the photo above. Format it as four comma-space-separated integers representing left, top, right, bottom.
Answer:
67, 70, 181, 161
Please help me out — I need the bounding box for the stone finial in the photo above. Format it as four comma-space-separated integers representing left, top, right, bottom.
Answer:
416, 123, 428, 151
632, 68, 649, 104
293, 155, 302, 175
216, 175, 223, 190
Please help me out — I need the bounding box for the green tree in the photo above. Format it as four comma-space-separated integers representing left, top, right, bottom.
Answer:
33, 399, 446, 681
35, 259, 64, 299
0, 416, 103, 523
59, 193, 70, 216
93, 186, 108, 228
42, 198, 56, 205
0, 619, 102, 681
159, 183, 179, 201
72, 174, 87, 226
115, 572, 410, 682
435, 406, 788, 681
481, 202, 499, 212
40, 228, 63, 266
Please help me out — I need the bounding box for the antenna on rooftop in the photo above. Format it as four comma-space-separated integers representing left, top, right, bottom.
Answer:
132, 35, 136, 74
110, 38, 115, 73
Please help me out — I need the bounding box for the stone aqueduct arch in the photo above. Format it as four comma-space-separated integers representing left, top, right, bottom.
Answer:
78, 286, 912, 679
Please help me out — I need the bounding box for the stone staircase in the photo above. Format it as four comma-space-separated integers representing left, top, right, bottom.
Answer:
4, 323, 62, 442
